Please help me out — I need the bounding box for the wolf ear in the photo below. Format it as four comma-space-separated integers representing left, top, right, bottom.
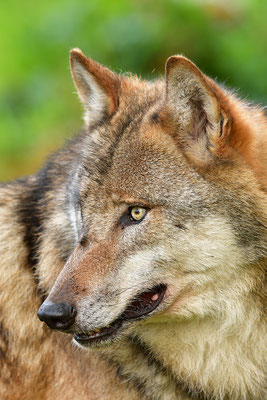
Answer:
165, 56, 231, 164
70, 48, 120, 125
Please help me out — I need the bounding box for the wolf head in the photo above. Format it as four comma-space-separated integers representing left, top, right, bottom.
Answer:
37, 49, 266, 348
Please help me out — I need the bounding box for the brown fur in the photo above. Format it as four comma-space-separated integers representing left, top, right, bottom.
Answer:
0, 50, 266, 399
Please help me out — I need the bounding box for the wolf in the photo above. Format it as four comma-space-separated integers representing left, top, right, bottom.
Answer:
0, 49, 266, 400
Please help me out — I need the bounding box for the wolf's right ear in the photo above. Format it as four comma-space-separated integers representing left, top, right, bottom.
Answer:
70, 49, 120, 125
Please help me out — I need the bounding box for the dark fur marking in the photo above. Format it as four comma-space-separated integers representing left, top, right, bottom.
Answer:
18, 134, 84, 271
220, 194, 266, 250
0, 320, 19, 384
0, 321, 9, 361
18, 166, 52, 268
175, 222, 186, 230
190, 99, 210, 141
219, 115, 224, 137
0, 347, 5, 361
129, 335, 213, 400
104, 357, 153, 400
79, 235, 88, 246
151, 112, 159, 124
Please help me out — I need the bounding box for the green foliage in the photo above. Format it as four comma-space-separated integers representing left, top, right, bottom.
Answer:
0, 0, 266, 180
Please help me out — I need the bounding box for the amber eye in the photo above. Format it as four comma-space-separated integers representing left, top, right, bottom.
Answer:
130, 206, 147, 222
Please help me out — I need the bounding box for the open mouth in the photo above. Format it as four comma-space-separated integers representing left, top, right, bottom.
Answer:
74, 283, 167, 346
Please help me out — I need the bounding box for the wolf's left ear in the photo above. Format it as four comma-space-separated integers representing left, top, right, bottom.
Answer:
165, 56, 231, 164
70, 49, 120, 125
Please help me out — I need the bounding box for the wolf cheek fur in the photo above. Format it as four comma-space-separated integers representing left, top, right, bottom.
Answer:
0, 49, 266, 400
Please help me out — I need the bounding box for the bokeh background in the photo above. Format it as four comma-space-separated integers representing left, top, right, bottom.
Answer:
0, 0, 266, 181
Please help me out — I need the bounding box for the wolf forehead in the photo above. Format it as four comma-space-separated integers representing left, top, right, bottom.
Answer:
75, 101, 205, 210
73, 76, 212, 198
78, 80, 167, 174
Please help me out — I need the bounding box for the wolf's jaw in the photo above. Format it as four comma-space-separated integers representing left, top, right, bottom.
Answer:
74, 319, 123, 345
73, 284, 167, 347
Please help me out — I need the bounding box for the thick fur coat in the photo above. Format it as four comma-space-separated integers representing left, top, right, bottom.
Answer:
0, 50, 266, 400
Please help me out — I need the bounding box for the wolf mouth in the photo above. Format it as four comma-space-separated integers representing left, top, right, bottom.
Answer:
74, 284, 167, 346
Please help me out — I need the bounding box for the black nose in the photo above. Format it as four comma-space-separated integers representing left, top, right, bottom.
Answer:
37, 301, 76, 331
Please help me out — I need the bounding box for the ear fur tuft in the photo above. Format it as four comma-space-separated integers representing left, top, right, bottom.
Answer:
70, 48, 120, 125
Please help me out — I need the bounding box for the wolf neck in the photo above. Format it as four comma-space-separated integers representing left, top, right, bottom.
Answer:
104, 282, 265, 400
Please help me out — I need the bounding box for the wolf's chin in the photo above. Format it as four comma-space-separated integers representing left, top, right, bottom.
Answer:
73, 284, 167, 348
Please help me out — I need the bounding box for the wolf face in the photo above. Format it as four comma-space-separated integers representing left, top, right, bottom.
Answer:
37, 50, 266, 351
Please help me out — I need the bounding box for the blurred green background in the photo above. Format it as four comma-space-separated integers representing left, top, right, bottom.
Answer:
0, 0, 266, 181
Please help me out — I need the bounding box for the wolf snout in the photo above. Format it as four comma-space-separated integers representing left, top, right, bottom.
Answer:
37, 301, 76, 331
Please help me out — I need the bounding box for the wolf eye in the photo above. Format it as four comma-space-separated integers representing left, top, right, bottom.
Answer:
120, 206, 148, 227
130, 206, 147, 222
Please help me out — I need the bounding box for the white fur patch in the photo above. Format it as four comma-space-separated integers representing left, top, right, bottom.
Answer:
72, 62, 107, 125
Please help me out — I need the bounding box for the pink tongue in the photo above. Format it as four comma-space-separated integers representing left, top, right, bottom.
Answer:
121, 284, 167, 320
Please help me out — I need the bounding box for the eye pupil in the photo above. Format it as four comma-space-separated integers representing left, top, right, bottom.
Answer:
130, 206, 146, 222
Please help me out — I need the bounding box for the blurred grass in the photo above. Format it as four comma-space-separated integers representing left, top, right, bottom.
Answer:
0, 0, 266, 181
